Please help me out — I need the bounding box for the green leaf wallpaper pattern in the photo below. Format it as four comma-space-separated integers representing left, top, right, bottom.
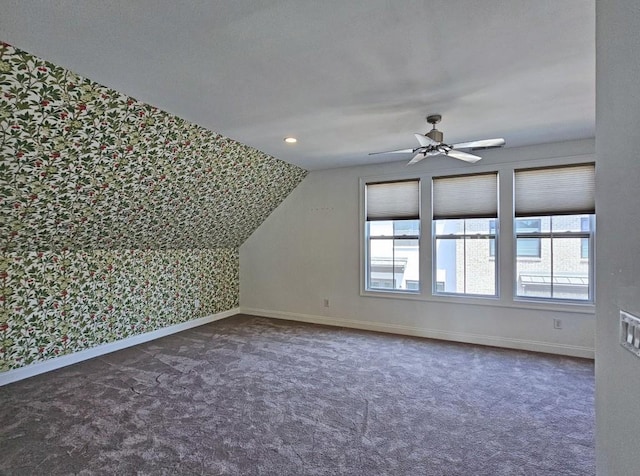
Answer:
0, 43, 306, 372
0, 42, 307, 252
0, 249, 239, 371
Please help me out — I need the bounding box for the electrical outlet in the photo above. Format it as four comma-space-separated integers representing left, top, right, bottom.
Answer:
553, 318, 562, 330
323, 298, 330, 308
194, 298, 200, 309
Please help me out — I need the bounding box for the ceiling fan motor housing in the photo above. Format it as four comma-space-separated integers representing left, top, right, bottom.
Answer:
426, 114, 444, 143
426, 129, 443, 143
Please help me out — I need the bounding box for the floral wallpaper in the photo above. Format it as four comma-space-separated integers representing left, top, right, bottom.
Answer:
0, 43, 307, 252
0, 249, 238, 371
0, 43, 307, 372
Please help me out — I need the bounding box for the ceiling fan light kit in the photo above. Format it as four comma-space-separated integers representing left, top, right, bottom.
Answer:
369, 114, 505, 165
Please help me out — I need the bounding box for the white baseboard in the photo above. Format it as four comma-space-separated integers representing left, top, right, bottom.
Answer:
2, 306, 594, 387
240, 307, 595, 359
0, 308, 240, 387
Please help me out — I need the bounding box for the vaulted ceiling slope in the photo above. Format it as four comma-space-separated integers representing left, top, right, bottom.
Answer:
0, 1, 595, 170
0, 44, 307, 252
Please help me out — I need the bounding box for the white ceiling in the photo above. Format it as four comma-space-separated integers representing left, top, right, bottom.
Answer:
0, 1, 595, 171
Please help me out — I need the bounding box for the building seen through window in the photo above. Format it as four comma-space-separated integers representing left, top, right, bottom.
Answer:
367, 220, 419, 291
515, 215, 593, 300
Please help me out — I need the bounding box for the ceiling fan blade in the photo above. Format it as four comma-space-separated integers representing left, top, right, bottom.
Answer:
451, 138, 505, 149
368, 148, 415, 156
446, 149, 482, 163
407, 152, 428, 165
414, 133, 438, 147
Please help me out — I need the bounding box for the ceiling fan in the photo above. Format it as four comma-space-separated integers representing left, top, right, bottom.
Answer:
369, 114, 505, 165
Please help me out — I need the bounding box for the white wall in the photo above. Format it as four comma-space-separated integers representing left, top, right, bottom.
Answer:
241, 139, 595, 358
595, 0, 640, 473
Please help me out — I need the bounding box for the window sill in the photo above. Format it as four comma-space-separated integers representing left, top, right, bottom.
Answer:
360, 289, 595, 315
364, 289, 420, 296
513, 296, 594, 310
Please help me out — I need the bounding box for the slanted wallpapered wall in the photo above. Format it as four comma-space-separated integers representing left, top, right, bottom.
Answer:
0, 43, 307, 371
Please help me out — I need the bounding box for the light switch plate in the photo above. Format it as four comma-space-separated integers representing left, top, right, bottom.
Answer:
620, 310, 640, 358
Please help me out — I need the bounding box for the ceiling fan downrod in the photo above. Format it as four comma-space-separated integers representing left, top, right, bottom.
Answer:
426, 114, 443, 143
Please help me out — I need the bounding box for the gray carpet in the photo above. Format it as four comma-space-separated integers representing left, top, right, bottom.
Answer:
0, 314, 595, 475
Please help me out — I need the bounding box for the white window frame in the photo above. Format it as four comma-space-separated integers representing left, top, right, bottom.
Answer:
366, 220, 421, 293
512, 163, 596, 304
431, 172, 499, 297
363, 179, 421, 295
513, 214, 595, 303
359, 154, 595, 314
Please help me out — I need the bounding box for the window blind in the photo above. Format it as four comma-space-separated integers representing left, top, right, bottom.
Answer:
514, 163, 595, 217
366, 179, 419, 221
432, 172, 498, 219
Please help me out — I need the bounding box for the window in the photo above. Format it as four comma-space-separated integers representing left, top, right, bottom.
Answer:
361, 162, 594, 307
365, 180, 420, 292
406, 280, 419, 291
433, 172, 498, 296
514, 219, 542, 257
580, 217, 589, 259
514, 164, 595, 302
490, 219, 541, 257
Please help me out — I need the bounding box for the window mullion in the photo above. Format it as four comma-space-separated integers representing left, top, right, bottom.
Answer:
463, 220, 467, 294
392, 236, 396, 290
550, 218, 554, 298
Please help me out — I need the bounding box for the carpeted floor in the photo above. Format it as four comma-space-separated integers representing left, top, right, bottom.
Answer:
0, 314, 595, 475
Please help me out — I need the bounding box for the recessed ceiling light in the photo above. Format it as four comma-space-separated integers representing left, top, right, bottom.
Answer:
284, 137, 297, 144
